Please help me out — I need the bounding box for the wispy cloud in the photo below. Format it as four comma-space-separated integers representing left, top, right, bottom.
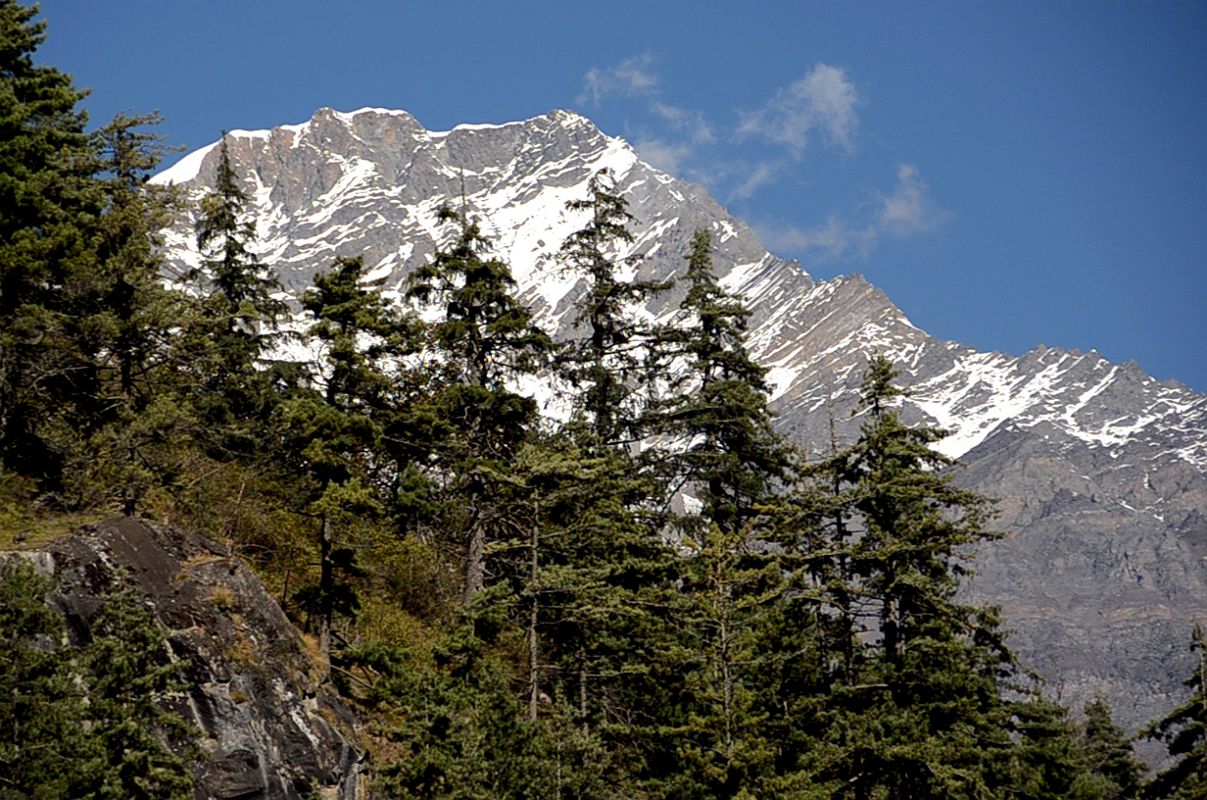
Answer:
577, 59, 934, 252
731, 161, 784, 200
738, 64, 859, 158
876, 164, 948, 236
633, 137, 693, 174
651, 102, 715, 144
578, 55, 659, 107
755, 164, 948, 263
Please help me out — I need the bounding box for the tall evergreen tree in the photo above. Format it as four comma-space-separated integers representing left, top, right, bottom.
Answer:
1144, 624, 1207, 799
79, 578, 196, 800
272, 255, 415, 673
645, 230, 797, 797
557, 168, 671, 449
187, 134, 286, 454
0, 0, 103, 485
407, 205, 551, 603
660, 229, 793, 533
64, 112, 195, 513
0, 559, 93, 798
1081, 695, 1143, 800
0, 560, 196, 800
510, 429, 677, 766
789, 356, 1022, 798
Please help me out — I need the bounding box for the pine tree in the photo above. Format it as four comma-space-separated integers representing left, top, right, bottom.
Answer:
79, 578, 196, 800
1144, 624, 1207, 799
0, 0, 104, 485
788, 355, 1022, 798
1081, 695, 1143, 799
407, 205, 551, 603
642, 230, 798, 797
660, 229, 793, 534
62, 112, 195, 514
1007, 692, 1106, 800
272, 255, 413, 674
557, 168, 671, 449
188, 134, 286, 454
510, 429, 678, 768
0, 559, 93, 798
0, 561, 197, 799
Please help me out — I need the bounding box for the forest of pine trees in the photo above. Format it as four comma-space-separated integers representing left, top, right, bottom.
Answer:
0, 2, 1201, 797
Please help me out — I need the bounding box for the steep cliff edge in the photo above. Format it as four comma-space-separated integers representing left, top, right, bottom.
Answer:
11, 517, 363, 800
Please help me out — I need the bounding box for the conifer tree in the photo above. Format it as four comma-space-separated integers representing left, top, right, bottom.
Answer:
0, 0, 103, 485
272, 255, 413, 673
0, 561, 196, 799
65, 112, 195, 514
1081, 695, 1143, 800
660, 229, 792, 532
0, 559, 93, 798
79, 578, 196, 800
791, 355, 1021, 797
558, 168, 671, 449
648, 230, 796, 796
510, 429, 677, 761
1144, 624, 1207, 799
407, 205, 551, 603
188, 134, 286, 454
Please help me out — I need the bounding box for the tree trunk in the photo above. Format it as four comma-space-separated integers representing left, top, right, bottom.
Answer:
579, 645, 589, 736
464, 512, 486, 604
318, 514, 333, 682
528, 510, 540, 721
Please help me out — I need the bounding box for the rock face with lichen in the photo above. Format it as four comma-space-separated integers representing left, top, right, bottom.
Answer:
26, 517, 362, 800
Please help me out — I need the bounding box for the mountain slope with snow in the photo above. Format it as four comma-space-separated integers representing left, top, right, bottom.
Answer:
154, 106, 1207, 730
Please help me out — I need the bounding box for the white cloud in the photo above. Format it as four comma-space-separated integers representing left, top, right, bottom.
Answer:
755, 164, 948, 263
731, 161, 784, 200
875, 163, 948, 236
634, 137, 693, 174
578, 55, 659, 107
756, 214, 854, 262
738, 63, 859, 157
651, 102, 715, 144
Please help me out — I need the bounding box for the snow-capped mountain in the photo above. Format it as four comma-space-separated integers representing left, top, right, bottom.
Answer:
154, 106, 1207, 730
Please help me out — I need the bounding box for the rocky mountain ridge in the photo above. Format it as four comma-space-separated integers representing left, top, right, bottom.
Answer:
153, 106, 1207, 730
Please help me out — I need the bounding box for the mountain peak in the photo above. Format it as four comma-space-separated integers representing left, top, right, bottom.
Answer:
152, 106, 1207, 733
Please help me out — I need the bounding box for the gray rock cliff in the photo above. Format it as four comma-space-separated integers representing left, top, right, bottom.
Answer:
27, 517, 363, 800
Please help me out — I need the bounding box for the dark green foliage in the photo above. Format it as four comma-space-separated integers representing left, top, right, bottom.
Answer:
660, 229, 793, 534
187, 134, 286, 455
779, 356, 1055, 798
509, 433, 678, 754
0, 0, 103, 485
1081, 696, 1142, 799
65, 113, 194, 514
78, 578, 197, 800
351, 626, 615, 799
272, 254, 415, 670
646, 230, 797, 797
0, 560, 195, 800
557, 168, 671, 448
1144, 625, 1207, 799
0, 559, 91, 798
407, 206, 551, 603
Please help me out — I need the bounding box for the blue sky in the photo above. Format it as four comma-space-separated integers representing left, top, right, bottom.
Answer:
39, 1, 1207, 391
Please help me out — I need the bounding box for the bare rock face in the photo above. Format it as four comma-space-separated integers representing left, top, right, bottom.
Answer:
36, 517, 363, 800
155, 107, 1207, 732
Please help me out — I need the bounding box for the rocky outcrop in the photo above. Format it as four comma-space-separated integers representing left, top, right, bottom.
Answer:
28, 517, 363, 800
